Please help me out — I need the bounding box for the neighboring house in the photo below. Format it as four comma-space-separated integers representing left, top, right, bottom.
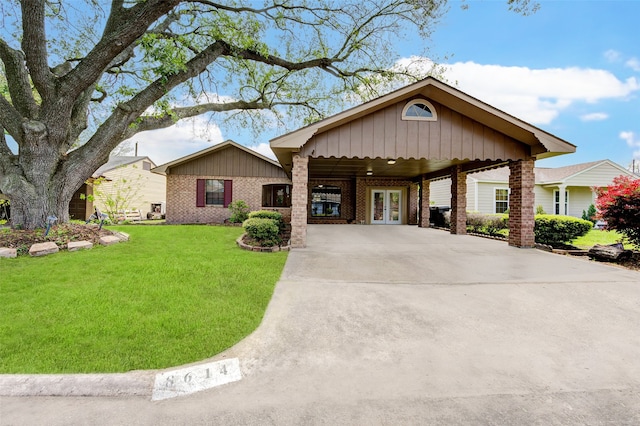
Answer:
429, 159, 637, 217
75, 156, 166, 220
152, 140, 292, 224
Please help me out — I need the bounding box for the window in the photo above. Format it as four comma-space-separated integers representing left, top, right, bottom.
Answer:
206, 179, 224, 205
554, 190, 569, 215
494, 188, 509, 214
311, 185, 341, 217
142, 161, 151, 171
402, 99, 437, 121
196, 179, 232, 207
262, 184, 292, 207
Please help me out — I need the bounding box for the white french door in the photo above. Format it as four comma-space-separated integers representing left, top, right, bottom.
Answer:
371, 189, 402, 224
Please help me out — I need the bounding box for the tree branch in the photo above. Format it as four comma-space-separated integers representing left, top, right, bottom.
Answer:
20, 0, 55, 101
0, 38, 39, 118
0, 95, 24, 144
59, 0, 180, 101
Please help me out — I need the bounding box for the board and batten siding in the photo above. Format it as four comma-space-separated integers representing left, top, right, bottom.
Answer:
168, 145, 287, 178
300, 99, 529, 161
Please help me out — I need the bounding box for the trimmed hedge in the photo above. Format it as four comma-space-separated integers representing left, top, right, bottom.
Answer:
248, 210, 284, 232
534, 214, 592, 245
242, 217, 281, 247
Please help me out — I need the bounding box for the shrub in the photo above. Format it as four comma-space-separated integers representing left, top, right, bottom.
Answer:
248, 210, 284, 232
534, 214, 593, 246
581, 203, 597, 225
595, 175, 640, 247
228, 200, 250, 223
242, 217, 281, 247
466, 213, 508, 236
535, 205, 546, 215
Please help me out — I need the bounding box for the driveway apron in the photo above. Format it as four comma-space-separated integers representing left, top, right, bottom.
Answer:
2, 225, 640, 425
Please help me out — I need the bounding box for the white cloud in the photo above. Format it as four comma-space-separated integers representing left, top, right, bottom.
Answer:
252, 142, 277, 160
604, 49, 622, 62
580, 112, 609, 122
620, 131, 640, 159
626, 57, 640, 72
425, 60, 639, 125
124, 116, 224, 165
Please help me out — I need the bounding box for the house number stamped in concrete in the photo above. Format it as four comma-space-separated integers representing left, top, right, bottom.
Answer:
152, 358, 242, 400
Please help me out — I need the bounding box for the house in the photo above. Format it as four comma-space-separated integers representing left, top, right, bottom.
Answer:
429, 159, 637, 217
157, 77, 577, 248
269, 77, 576, 248
74, 156, 166, 221
151, 141, 292, 224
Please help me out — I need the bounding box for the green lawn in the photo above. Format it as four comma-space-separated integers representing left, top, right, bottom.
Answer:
0, 225, 287, 374
572, 229, 630, 249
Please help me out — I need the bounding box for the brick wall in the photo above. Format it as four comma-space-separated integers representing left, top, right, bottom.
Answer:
290, 155, 309, 248
508, 159, 536, 248
419, 177, 430, 227
166, 174, 292, 224
450, 165, 467, 234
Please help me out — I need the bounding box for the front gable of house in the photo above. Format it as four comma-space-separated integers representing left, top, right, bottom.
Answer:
562, 160, 636, 187
166, 143, 287, 179
299, 97, 529, 163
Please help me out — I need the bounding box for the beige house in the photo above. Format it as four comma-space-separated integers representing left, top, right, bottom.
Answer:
89, 156, 166, 219
152, 141, 292, 224
430, 159, 636, 217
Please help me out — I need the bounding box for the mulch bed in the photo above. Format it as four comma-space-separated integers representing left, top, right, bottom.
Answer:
0, 223, 115, 256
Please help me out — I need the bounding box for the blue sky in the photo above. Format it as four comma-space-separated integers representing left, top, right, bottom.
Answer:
130, 1, 639, 170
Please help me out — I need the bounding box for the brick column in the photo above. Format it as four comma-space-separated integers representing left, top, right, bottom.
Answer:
419, 177, 430, 228
508, 159, 535, 248
290, 155, 309, 248
450, 165, 467, 235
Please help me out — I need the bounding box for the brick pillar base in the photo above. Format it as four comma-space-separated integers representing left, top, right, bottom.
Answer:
291, 155, 309, 248
450, 165, 467, 235
419, 177, 430, 228
508, 159, 535, 248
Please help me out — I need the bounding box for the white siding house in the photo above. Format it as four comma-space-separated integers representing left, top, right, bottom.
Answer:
92, 156, 166, 218
429, 159, 637, 217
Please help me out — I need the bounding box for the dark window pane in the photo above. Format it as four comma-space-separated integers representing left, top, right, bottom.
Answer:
311, 186, 341, 217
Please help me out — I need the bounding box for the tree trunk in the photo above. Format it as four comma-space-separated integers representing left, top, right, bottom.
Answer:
2, 122, 96, 230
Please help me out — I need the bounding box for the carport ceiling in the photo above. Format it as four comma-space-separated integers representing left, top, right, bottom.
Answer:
308, 157, 494, 179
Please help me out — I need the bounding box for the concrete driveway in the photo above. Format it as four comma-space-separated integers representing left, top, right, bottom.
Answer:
2, 225, 640, 425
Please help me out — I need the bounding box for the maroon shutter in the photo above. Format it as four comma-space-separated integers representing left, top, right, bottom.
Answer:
223, 180, 233, 207
196, 179, 205, 207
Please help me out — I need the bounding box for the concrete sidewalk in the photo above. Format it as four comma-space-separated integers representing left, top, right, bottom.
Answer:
2, 225, 640, 425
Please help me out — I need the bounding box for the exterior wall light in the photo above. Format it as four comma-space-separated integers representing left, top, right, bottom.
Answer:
387, 159, 396, 165
366, 171, 373, 176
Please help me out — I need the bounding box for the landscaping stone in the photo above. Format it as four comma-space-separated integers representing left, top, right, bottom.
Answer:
29, 242, 59, 257
0, 247, 17, 258
99, 235, 120, 246
67, 241, 93, 252
113, 231, 130, 241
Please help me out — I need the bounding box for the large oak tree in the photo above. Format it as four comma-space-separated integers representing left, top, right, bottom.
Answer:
0, 0, 529, 229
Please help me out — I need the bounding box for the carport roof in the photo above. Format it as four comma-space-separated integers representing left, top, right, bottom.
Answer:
270, 77, 576, 176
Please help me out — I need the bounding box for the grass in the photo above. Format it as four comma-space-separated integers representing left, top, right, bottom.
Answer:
571, 229, 631, 249
0, 225, 287, 374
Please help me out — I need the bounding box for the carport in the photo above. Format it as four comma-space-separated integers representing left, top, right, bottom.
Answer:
270, 77, 576, 248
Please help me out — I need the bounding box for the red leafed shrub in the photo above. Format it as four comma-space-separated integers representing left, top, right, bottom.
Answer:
595, 175, 640, 247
